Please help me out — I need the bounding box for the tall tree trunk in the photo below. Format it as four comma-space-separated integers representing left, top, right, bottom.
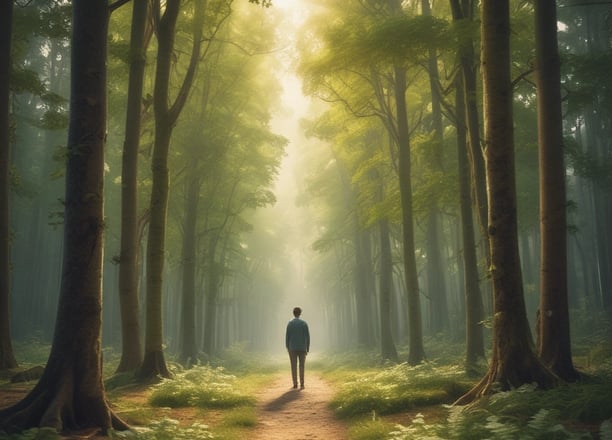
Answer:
379, 217, 398, 362
449, 0, 491, 309
0, 1, 128, 433
0, 0, 17, 370
421, 0, 449, 336
116, 0, 150, 374
393, 66, 425, 364
455, 79, 485, 371
456, 0, 557, 404
179, 159, 200, 365
534, 0, 579, 381
140, 0, 204, 379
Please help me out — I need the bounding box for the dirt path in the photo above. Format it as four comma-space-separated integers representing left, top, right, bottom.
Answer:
251, 372, 349, 440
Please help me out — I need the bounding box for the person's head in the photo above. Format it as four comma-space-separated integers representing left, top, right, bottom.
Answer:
293, 307, 302, 317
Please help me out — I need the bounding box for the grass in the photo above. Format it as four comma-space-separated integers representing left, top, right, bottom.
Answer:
148, 365, 256, 409
327, 361, 475, 418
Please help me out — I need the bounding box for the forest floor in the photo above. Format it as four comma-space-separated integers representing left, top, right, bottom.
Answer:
0, 369, 349, 439
250, 372, 349, 440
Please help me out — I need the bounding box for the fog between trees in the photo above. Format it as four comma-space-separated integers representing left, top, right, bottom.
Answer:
1, 0, 611, 400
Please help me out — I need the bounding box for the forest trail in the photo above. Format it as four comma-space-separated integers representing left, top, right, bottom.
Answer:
251, 371, 349, 440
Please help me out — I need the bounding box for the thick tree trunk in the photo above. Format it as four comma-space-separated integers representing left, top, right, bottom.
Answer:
535, 0, 579, 381
457, 0, 557, 404
116, 0, 149, 374
379, 218, 398, 362
0, 1, 128, 433
0, 0, 17, 371
455, 81, 485, 371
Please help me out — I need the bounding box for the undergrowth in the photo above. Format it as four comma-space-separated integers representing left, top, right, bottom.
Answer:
148, 365, 255, 409
329, 362, 474, 418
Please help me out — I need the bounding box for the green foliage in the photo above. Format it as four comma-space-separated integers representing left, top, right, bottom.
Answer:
379, 367, 612, 440
330, 362, 474, 418
349, 419, 397, 440
212, 342, 281, 375
148, 365, 255, 409
220, 406, 257, 428
110, 418, 213, 439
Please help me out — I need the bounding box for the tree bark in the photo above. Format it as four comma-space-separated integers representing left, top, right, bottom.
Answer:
0, 1, 128, 433
421, 0, 449, 336
0, 0, 17, 371
140, 0, 204, 379
379, 217, 398, 362
393, 67, 425, 364
456, 0, 557, 404
116, 0, 150, 374
455, 79, 485, 371
449, 0, 491, 303
179, 158, 200, 365
534, 0, 579, 381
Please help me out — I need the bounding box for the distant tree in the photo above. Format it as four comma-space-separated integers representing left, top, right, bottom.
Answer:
534, 0, 579, 382
116, 0, 151, 374
378, 202, 399, 361
456, 0, 556, 404
0, 0, 18, 371
0, 0, 129, 434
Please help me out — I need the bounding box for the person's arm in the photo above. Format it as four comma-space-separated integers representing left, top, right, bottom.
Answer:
306, 324, 310, 353
285, 323, 290, 350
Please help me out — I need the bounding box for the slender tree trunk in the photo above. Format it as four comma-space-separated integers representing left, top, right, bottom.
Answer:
0, 1, 128, 433
179, 159, 200, 365
456, 0, 557, 404
379, 218, 398, 362
203, 236, 220, 356
421, 0, 449, 336
535, 0, 579, 381
450, 0, 491, 311
140, 0, 204, 379
116, 0, 149, 374
0, 0, 17, 371
455, 79, 485, 371
393, 67, 425, 364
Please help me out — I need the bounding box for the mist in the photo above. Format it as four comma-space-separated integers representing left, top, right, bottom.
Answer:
1, 0, 612, 437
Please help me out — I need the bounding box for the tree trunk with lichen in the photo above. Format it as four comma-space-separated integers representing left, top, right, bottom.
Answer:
456, 0, 557, 404
0, 1, 128, 434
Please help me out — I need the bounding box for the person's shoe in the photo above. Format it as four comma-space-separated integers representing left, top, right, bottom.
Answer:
292, 384, 298, 389
300, 384, 305, 389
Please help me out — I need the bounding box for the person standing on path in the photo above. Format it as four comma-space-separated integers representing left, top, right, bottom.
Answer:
285, 307, 310, 389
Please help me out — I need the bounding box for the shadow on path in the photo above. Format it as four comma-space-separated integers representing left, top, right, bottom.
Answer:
263, 389, 304, 411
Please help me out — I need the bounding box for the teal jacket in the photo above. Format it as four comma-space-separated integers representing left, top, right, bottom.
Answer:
285, 317, 310, 352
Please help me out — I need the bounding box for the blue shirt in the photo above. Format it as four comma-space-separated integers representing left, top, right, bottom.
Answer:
285, 317, 310, 352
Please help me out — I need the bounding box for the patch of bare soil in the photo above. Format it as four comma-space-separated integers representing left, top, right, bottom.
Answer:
250, 372, 349, 440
